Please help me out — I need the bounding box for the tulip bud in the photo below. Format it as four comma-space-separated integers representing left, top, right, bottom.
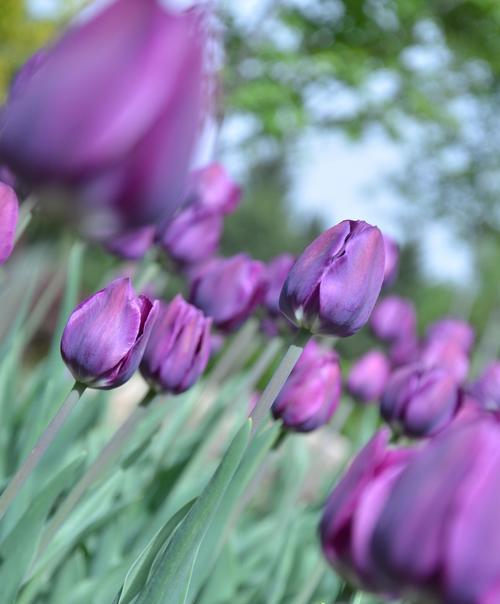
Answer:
140, 295, 211, 394
320, 429, 415, 593
388, 335, 419, 367
419, 338, 470, 384
371, 414, 500, 603
272, 341, 341, 432
470, 362, 500, 411
189, 254, 266, 332
425, 317, 475, 354
347, 350, 391, 403
279, 220, 385, 337
382, 234, 399, 287
264, 254, 295, 316
381, 364, 460, 437
61, 278, 158, 389
370, 296, 416, 343
0, 0, 207, 235
104, 226, 156, 261
0, 182, 19, 265
188, 163, 242, 214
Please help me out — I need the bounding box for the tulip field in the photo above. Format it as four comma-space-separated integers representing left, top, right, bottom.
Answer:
1, 1, 500, 603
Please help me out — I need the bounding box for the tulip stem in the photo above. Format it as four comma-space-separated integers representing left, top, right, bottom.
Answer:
36, 388, 157, 555
250, 328, 310, 435
0, 381, 86, 522
14, 195, 38, 244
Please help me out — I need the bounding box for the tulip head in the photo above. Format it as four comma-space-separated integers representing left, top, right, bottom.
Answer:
347, 350, 391, 403
382, 234, 399, 287
0, 182, 19, 265
470, 362, 500, 411
188, 163, 241, 214
381, 364, 460, 437
264, 254, 295, 316
370, 296, 416, 343
426, 317, 475, 354
189, 254, 266, 332
279, 220, 385, 337
419, 338, 470, 384
140, 295, 211, 394
104, 226, 156, 261
272, 341, 341, 432
61, 278, 158, 389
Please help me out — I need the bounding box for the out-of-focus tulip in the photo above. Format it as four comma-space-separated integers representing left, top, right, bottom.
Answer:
140, 295, 211, 394
189, 254, 266, 332
61, 278, 158, 389
370, 296, 416, 343
419, 338, 470, 383
104, 226, 156, 261
280, 220, 385, 337
382, 234, 399, 287
470, 362, 500, 410
0, 0, 207, 235
0, 165, 16, 189
347, 350, 391, 403
264, 253, 295, 316
371, 414, 500, 604
381, 363, 460, 437
0, 182, 19, 265
272, 341, 341, 432
320, 429, 415, 593
425, 317, 475, 354
388, 336, 419, 367
188, 163, 241, 214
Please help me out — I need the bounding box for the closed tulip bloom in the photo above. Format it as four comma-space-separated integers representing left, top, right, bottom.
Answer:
370, 296, 416, 343
426, 317, 475, 354
320, 429, 415, 593
371, 414, 500, 604
420, 338, 470, 384
272, 341, 341, 432
61, 278, 158, 389
189, 163, 242, 214
381, 364, 460, 437
470, 362, 500, 411
0, 182, 19, 265
190, 254, 266, 332
382, 234, 399, 287
347, 350, 391, 403
264, 254, 295, 316
0, 0, 206, 234
104, 226, 156, 261
140, 295, 211, 394
279, 220, 385, 337
388, 335, 419, 367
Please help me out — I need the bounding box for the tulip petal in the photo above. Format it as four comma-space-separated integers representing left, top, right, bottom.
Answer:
0, 183, 19, 265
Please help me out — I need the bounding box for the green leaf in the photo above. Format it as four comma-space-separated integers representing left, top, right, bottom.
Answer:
134, 419, 252, 604
0, 454, 85, 604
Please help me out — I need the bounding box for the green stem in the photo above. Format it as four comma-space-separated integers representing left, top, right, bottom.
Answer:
37, 389, 157, 554
0, 381, 86, 521
14, 195, 38, 245
210, 319, 259, 386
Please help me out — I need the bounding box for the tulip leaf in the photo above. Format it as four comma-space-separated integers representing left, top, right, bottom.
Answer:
0, 454, 85, 604
134, 419, 252, 604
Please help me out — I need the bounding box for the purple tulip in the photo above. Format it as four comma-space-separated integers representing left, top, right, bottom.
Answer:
470, 362, 500, 411
61, 278, 158, 389
320, 429, 415, 593
382, 234, 399, 287
419, 338, 470, 384
159, 206, 223, 267
272, 341, 341, 432
426, 317, 475, 354
0, 182, 19, 265
370, 296, 417, 343
279, 220, 385, 337
189, 254, 266, 332
0, 165, 16, 189
264, 254, 295, 316
104, 226, 156, 261
0, 0, 207, 234
188, 163, 242, 214
140, 295, 211, 394
347, 350, 391, 403
381, 363, 460, 437
371, 413, 500, 603
388, 335, 419, 367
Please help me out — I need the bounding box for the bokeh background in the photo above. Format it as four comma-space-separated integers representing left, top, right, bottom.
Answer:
2, 0, 499, 351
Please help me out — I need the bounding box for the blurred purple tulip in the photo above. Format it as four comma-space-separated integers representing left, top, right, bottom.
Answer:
388, 335, 419, 367
0, 182, 19, 265
347, 350, 391, 403
320, 429, 415, 593
189, 254, 266, 332
280, 220, 385, 337
382, 234, 399, 287
140, 295, 211, 394
264, 253, 295, 316
370, 296, 416, 343
0, 165, 16, 189
272, 341, 341, 432
0, 0, 207, 235
426, 317, 475, 354
470, 362, 500, 410
371, 413, 500, 604
104, 226, 156, 261
381, 363, 460, 437
188, 163, 242, 214
419, 338, 470, 384
61, 278, 158, 389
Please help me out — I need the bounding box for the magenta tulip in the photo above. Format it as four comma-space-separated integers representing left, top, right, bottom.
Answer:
347, 350, 391, 403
